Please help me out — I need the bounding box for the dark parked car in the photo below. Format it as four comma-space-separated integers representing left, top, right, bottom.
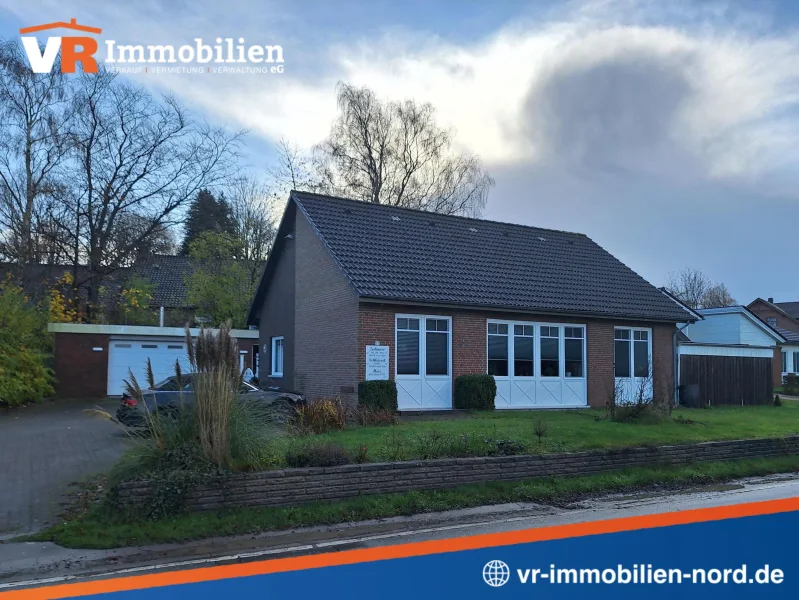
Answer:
116, 375, 302, 428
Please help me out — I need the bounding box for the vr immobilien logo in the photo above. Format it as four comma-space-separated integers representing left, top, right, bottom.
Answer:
19, 17, 285, 75
20, 18, 102, 73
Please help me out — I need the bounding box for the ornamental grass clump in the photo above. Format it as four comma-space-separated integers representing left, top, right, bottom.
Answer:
189, 323, 240, 467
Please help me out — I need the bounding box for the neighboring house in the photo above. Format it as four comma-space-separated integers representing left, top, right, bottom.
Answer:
747, 298, 799, 381
247, 191, 695, 410
678, 306, 785, 404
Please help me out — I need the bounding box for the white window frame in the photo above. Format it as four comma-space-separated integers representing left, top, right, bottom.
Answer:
613, 327, 652, 380
486, 320, 587, 380
270, 336, 284, 377
767, 317, 778, 328
394, 314, 452, 378
793, 351, 799, 374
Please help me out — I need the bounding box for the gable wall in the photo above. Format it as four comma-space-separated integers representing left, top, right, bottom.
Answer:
293, 209, 360, 404
258, 208, 296, 389
749, 301, 799, 335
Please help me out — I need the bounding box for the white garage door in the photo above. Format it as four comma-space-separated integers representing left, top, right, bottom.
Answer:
107, 338, 191, 396
488, 320, 587, 409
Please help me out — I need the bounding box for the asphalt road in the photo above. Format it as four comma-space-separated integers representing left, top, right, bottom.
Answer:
3, 472, 799, 589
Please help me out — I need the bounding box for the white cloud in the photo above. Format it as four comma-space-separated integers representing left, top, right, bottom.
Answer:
3, 0, 799, 185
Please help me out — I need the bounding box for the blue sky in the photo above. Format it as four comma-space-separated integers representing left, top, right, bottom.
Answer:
1, 0, 798, 303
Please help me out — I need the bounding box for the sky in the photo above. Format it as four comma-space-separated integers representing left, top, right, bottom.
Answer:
1, 0, 798, 304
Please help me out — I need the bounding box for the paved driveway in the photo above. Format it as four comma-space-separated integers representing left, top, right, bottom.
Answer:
0, 399, 131, 537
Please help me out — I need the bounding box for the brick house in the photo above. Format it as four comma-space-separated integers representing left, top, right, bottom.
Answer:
247, 191, 695, 410
747, 298, 799, 380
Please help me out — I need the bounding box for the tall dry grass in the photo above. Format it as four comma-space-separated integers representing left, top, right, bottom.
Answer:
187, 322, 240, 467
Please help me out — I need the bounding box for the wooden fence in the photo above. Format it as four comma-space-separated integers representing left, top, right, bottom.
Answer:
679, 355, 773, 406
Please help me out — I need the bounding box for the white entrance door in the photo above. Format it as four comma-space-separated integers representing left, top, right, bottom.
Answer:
489, 320, 587, 408
107, 338, 191, 396
395, 315, 452, 410
613, 327, 653, 403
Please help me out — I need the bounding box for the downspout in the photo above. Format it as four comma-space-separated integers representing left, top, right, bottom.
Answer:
673, 322, 691, 406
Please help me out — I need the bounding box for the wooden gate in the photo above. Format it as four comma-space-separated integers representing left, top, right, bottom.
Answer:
679, 355, 773, 406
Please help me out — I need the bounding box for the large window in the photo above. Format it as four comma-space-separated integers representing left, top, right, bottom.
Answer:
396, 317, 421, 375
793, 352, 799, 374
615, 328, 650, 379
513, 325, 534, 376
425, 319, 449, 376
768, 317, 778, 328
540, 326, 560, 377
564, 327, 584, 377
783, 351, 788, 373
488, 322, 509, 376
270, 336, 284, 377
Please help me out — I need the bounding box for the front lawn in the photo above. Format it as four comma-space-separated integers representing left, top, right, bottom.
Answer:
299, 404, 799, 462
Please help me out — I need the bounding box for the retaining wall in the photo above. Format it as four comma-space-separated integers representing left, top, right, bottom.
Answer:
116, 436, 799, 512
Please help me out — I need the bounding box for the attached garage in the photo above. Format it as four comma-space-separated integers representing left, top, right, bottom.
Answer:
49, 323, 260, 398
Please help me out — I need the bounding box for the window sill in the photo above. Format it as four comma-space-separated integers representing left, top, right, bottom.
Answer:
270, 374, 283, 378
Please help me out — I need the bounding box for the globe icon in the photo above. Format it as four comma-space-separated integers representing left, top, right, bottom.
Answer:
483, 560, 510, 587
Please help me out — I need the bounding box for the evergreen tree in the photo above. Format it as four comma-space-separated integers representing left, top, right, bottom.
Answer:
180, 189, 236, 254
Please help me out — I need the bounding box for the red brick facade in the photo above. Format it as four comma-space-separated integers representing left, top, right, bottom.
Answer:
53, 332, 110, 398
357, 302, 676, 408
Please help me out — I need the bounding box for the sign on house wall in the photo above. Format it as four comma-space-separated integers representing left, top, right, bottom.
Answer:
365, 345, 389, 380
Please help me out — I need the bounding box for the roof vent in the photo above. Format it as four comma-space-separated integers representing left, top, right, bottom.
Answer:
538, 236, 546, 242
468, 227, 478, 233
768, 297, 774, 303
391, 216, 400, 221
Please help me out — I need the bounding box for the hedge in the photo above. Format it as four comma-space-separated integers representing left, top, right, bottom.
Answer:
454, 374, 496, 410
358, 380, 398, 411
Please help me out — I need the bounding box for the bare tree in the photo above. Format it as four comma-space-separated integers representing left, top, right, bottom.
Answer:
666, 267, 735, 309
0, 39, 74, 267
701, 282, 736, 309
666, 268, 712, 310
266, 138, 322, 199
227, 175, 276, 283
68, 69, 243, 314
314, 83, 494, 216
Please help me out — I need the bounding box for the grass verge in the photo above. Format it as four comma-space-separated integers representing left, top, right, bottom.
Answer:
25, 455, 799, 549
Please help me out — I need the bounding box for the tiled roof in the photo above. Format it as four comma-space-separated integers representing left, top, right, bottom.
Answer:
775, 326, 799, 344
287, 191, 693, 322
132, 255, 263, 308
775, 301, 799, 320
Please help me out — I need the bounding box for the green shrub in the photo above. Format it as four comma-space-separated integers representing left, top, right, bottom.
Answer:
775, 395, 783, 407
285, 441, 351, 468
0, 278, 54, 407
358, 380, 398, 411
453, 374, 496, 410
